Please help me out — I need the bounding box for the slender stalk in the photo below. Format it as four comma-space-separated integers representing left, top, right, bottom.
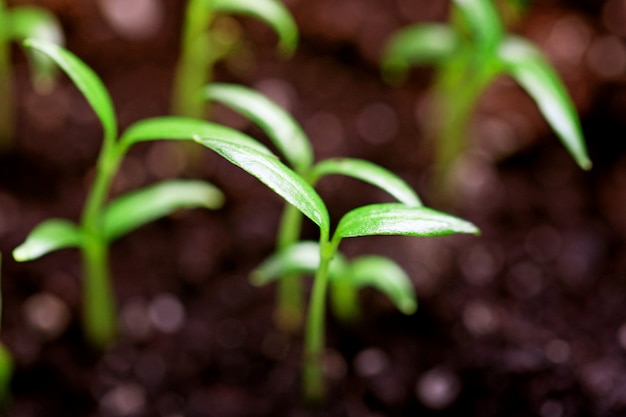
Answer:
171, 0, 214, 119
79, 141, 123, 347
275, 203, 305, 332
430, 54, 495, 206
302, 234, 335, 402
0, 2, 14, 149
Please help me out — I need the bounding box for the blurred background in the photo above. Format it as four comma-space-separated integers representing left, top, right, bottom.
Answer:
1, 0, 626, 416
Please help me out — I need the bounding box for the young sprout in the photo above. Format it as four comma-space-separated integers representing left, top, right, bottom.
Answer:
203, 84, 424, 330
0, 0, 64, 148
382, 0, 591, 204
12, 40, 246, 347
171, 0, 298, 120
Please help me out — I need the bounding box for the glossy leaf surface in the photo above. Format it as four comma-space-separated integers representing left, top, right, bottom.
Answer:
335, 203, 479, 241
213, 0, 298, 55
203, 83, 313, 172
103, 180, 224, 242
13, 219, 82, 261
23, 39, 117, 143
498, 36, 591, 170
310, 158, 422, 206
119, 116, 273, 156
8, 7, 64, 92
193, 135, 330, 234
251, 241, 348, 285
351, 256, 417, 314
382, 24, 458, 80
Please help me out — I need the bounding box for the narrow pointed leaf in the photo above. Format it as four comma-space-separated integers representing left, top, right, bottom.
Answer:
335, 203, 479, 241
382, 24, 458, 81
213, 0, 298, 55
451, 0, 503, 53
22, 38, 117, 143
9, 7, 64, 93
350, 256, 417, 314
13, 219, 82, 261
497, 36, 591, 170
193, 135, 330, 234
103, 180, 225, 242
119, 116, 274, 156
203, 83, 313, 172
251, 241, 349, 285
310, 158, 422, 206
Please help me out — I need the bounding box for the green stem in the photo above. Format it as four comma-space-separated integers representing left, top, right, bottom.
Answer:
430, 54, 495, 206
274, 203, 305, 332
302, 235, 336, 402
0, 3, 14, 149
79, 143, 123, 347
329, 280, 359, 323
171, 0, 214, 119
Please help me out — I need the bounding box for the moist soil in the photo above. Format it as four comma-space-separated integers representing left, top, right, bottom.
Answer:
1, 0, 626, 416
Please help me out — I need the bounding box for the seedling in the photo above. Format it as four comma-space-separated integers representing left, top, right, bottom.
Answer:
203, 84, 424, 329
12, 40, 243, 347
382, 0, 591, 203
0, 0, 63, 148
201, 83, 479, 401
171, 0, 297, 119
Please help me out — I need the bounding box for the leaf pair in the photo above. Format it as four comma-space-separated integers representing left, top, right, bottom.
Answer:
13, 180, 225, 262
382, 0, 591, 171
253, 241, 418, 315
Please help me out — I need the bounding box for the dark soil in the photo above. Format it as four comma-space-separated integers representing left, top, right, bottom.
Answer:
1, 0, 626, 416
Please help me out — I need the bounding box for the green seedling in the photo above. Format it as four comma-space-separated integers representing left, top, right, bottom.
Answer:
382, 0, 591, 204
171, 0, 297, 119
203, 83, 478, 401
203, 83, 423, 330
12, 40, 241, 347
0, 0, 64, 148
0, 254, 13, 406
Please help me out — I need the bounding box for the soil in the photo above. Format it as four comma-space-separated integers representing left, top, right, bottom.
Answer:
1, 0, 626, 416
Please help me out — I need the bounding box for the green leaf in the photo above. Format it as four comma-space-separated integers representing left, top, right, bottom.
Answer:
213, 0, 298, 56
193, 135, 330, 235
251, 241, 349, 285
351, 255, 417, 314
310, 158, 422, 206
103, 179, 225, 242
8, 7, 64, 93
334, 203, 479, 241
13, 219, 82, 261
22, 38, 117, 144
119, 116, 274, 156
451, 0, 503, 53
203, 83, 313, 172
382, 24, 458, 82
497, 36, 591, 170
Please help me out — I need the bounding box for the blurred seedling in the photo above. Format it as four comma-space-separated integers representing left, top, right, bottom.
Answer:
171, 0, 297, 120
0, 0, 64, 148
382, 0, 591, 204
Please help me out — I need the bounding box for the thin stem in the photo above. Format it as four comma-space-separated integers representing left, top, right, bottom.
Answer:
171, 0, 214, 119
0, 3, 14, 149
302, 235, 336, 402
430, 53, 495, 207
275, 203, 305, 332
79, 143, 123, 347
